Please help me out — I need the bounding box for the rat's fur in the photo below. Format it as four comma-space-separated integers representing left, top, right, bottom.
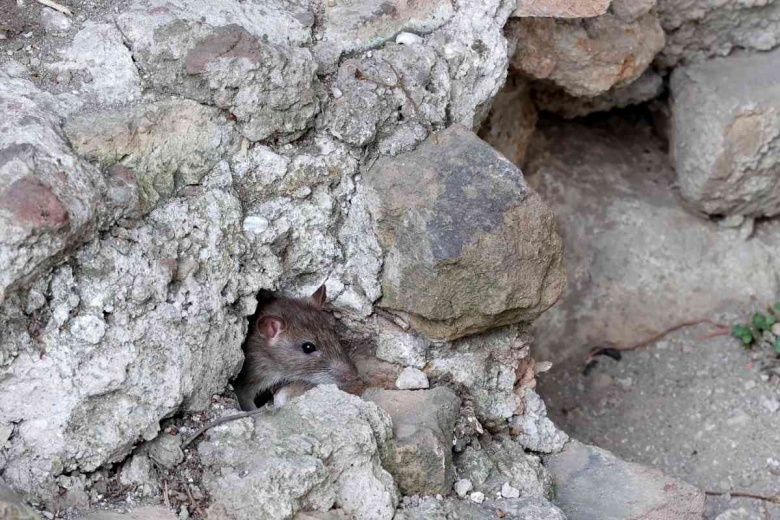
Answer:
233, 285, 361, 411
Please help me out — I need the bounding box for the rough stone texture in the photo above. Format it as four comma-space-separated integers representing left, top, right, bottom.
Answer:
478, 75, 537, 167
507, 13, 665, 98
375, 320, 429, 369
526, 115, 780, 364
395, 367, 430, 390
64, 100, 239, 212
117, 12, 320, 142
0, 69, 106, 305
82, 507, 177, 520
364, 126, 565, 341
317, 0, 454, 69
426, 328, 535, 428
199, 386, 398, 520
454, 434, 553, 499
394, 496, 566, 520
365, 388, 460, 496
0, 185, 254, 497
48, 23, 142, 106
715, 509, 761, 520
534, 70, 664, 118
509, 390, 568, 453
656, 0, 780, 67
671, 49, 780, 217
512, 0, 611, 18
545, 440, 706, 519
426, 1, 516, 128
612, 0, 657, 24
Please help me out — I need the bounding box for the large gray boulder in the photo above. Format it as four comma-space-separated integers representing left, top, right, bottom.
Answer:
364, 126, 565, 341
545, 440, 705, 519
365, 388, 461, 496
671, 49, 780, 217
198, 386, 398, 520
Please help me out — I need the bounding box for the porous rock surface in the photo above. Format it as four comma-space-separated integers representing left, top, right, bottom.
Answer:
365, 387, 460, 496
365, 125, 565, 341
394, 496, 566, 520
198, 386, 398, 520
671, 49, 780, 217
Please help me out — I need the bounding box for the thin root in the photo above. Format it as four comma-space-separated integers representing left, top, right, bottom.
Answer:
706, 490, 780, 504
35, 0, 73, 16
182, 409, 267, 448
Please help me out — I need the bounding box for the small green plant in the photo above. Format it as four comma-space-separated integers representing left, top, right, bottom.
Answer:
731, 302, 780, 355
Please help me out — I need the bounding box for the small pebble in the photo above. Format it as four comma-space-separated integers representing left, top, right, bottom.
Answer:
760, 396, 780, 413
331, 86, 342, 99
469, 491, 485, 504
500, 482, 520, 499
454, 478, 473, 498
772, 323, 780, 336
395, 32, 422, 45
42, 512, 54, 520
744, 380, 756, 391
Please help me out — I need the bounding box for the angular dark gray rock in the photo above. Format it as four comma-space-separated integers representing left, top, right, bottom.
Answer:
364, 126, 565, 341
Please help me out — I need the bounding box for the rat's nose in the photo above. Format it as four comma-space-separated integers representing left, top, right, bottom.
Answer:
332, 360, 365, 395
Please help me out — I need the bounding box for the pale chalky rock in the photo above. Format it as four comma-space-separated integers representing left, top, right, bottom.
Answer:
65, 100, 239, 212
507, 12, 664, 98
376, 320, 429, 369
364, 126, 564, 341
671, 49, 780, 217
117, 13, 319, 142
317, 0, 453, 69
0, 69, 106, 305
0, 482, 41, 520
525, 116, 780, 364
656, 0, 780, 67
478, 75, 537, 167
199, 386, 398, 520
454, 479, 473, 498
455, 434, 553, 498
512, 0, 611, 18
48, 23, 141, 106
533, 70, 663, 119
509, 390, 568, 453
426, 328, 532, 428
365, 388, 460, 495
394, 496, 566, 520
0, 187, 254, 498
395, 367, 430, 390
545, 440, 705, 519
40, 7, 71, 34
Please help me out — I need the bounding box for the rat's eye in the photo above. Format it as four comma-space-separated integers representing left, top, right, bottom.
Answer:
301, 342, 317, 354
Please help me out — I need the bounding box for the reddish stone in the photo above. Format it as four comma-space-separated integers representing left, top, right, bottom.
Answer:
0, 176, 69, 230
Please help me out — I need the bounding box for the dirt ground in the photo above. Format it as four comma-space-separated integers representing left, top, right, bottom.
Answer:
531, 113, 780, 520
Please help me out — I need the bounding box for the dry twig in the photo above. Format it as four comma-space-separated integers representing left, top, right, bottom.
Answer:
35, 0, 72, 16
182, 409, 266, 448
185, 483, 207, 518
705, 490, 780, 504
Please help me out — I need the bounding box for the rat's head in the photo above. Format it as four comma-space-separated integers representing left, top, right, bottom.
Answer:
251, 284, 362, 393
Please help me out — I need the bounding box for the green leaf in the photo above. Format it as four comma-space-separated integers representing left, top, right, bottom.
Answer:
775, 302, 780, 314
774, 337, 780, 355
768, 314, 778, 328
753, 313, 771, 332
732, 324, 754, 346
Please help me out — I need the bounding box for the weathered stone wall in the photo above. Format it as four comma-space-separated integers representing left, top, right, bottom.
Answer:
3, 0, 775, 516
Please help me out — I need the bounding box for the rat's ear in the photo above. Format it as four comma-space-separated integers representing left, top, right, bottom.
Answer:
310, 284, 327, 310
256, 315, 286, 340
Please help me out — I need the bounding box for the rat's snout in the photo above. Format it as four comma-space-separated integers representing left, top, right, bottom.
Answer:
331, 360, 365, 396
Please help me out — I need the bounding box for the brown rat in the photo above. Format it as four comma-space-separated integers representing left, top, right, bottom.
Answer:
232, 284, 362, 411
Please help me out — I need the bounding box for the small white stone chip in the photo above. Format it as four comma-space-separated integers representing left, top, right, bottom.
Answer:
454, 478, 473, 498
501, 482, 520, 498
469, 491, 485, 504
